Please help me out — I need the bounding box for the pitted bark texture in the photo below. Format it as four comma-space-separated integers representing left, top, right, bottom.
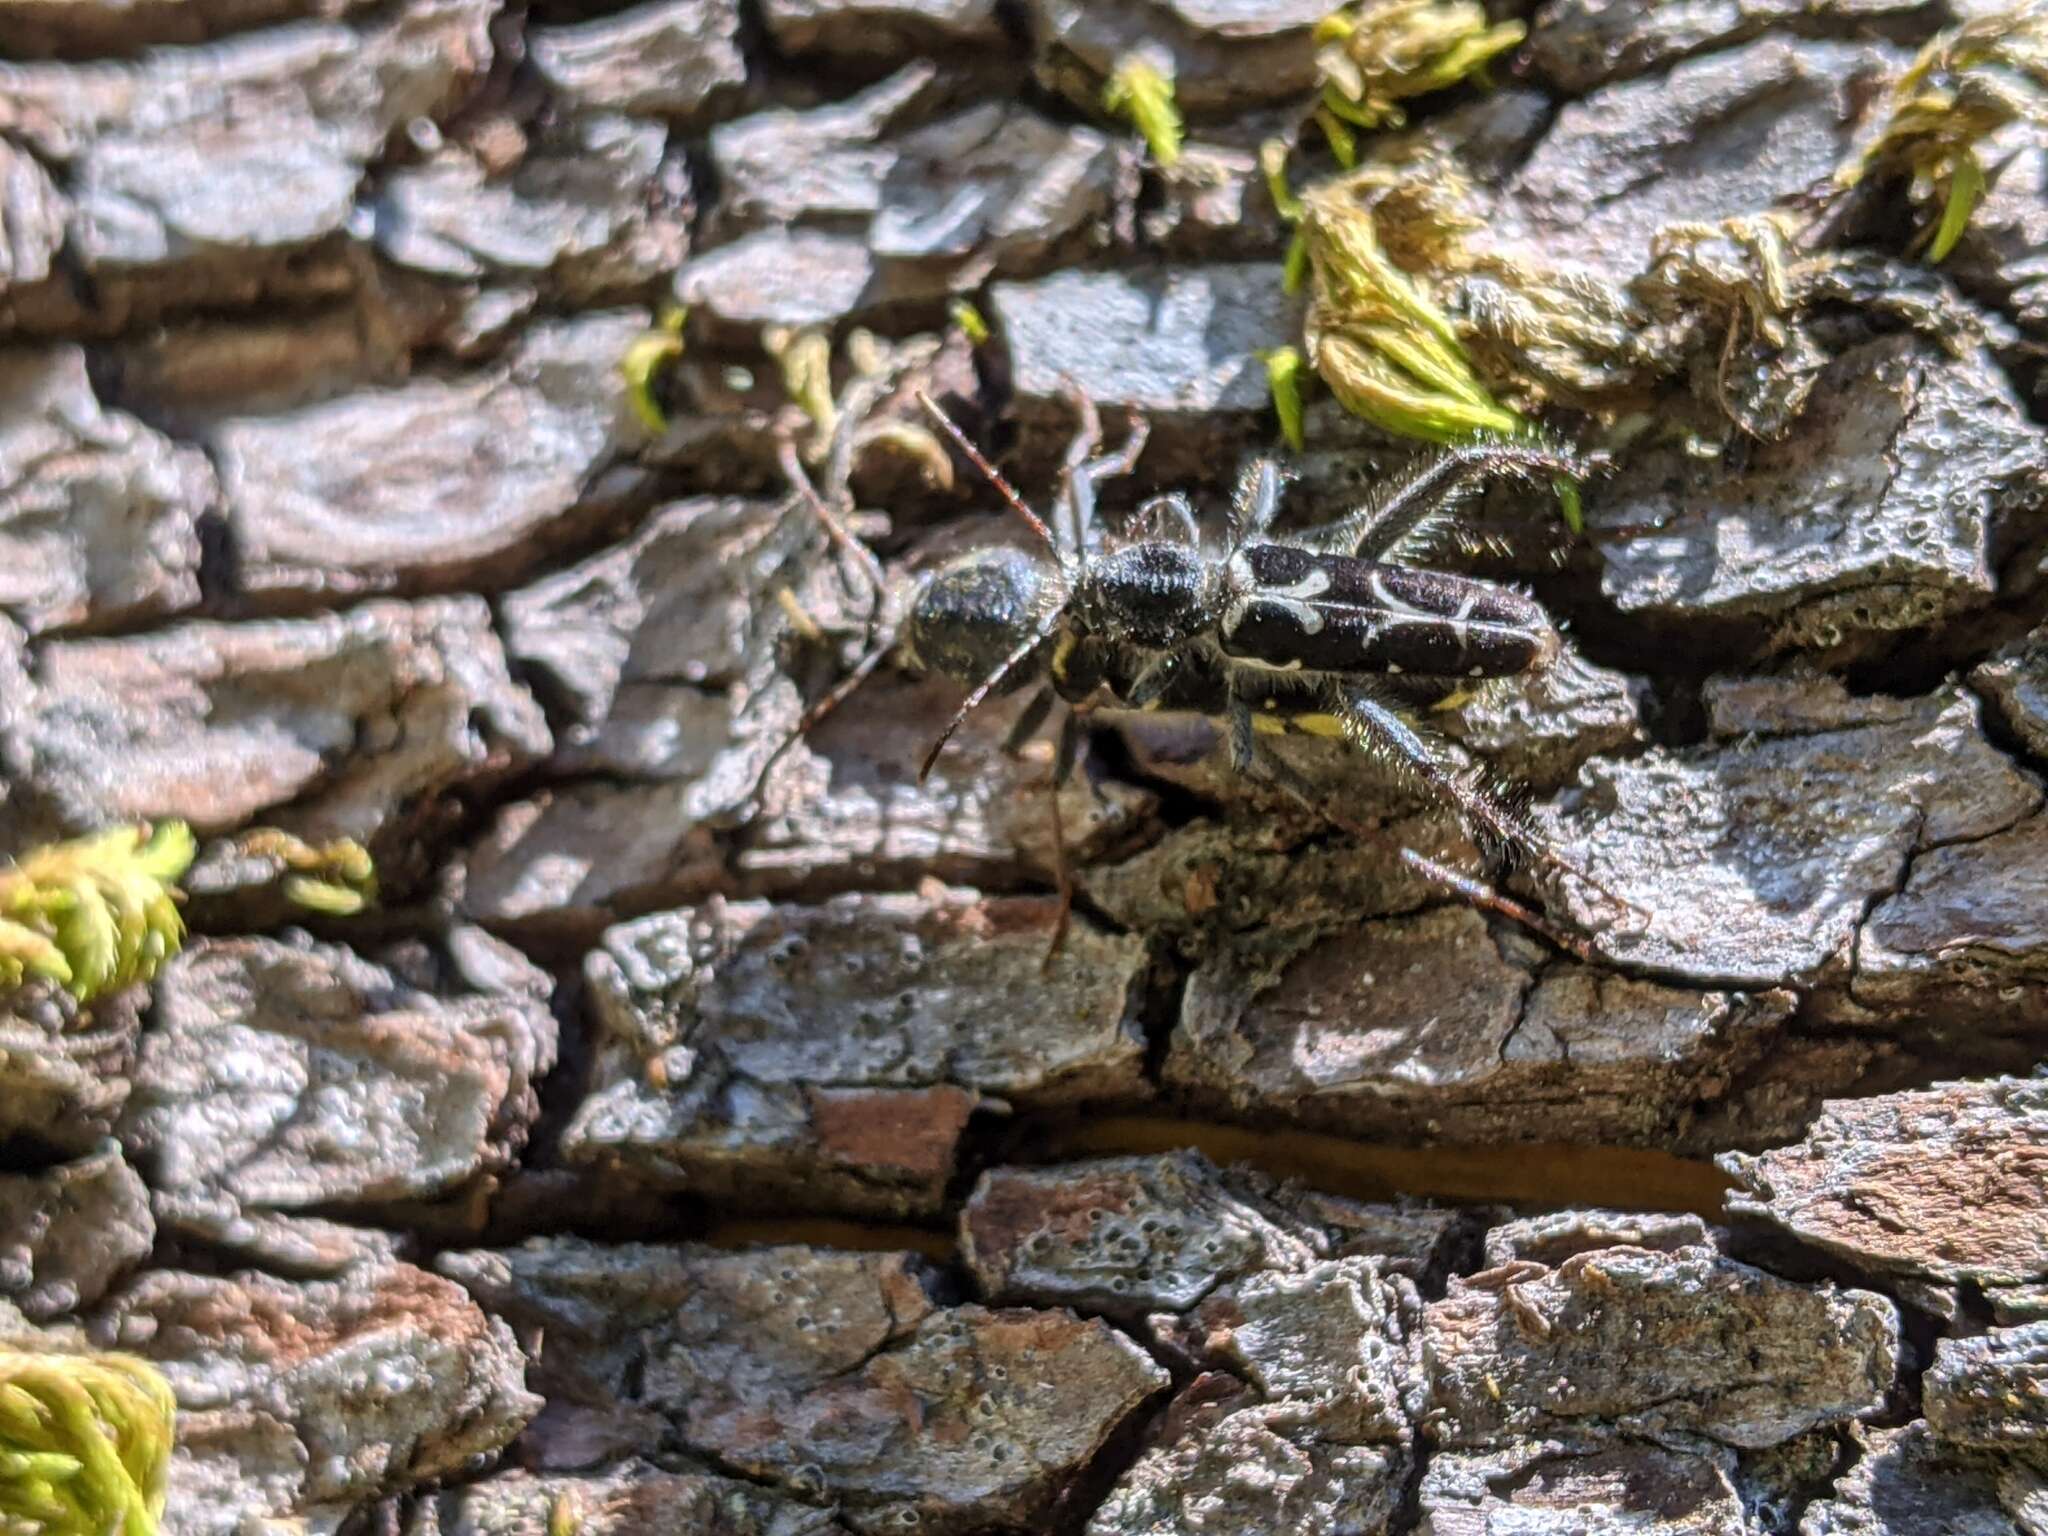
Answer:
438, 1237, 1165, 1533
120, 931, 557, 1262
1721, 1078, 2048, 1296
213, 311, 654, 604
1424, 1247, 1898, 1450
562, 890, 1149, 1216
0, 344, 209, 635
1169, 903, 1799, 1146
405, 1460, 855, 1536
0, 1142, 152, 1319
1552, 682, 2041, 982
88, 1261, 539, 1536
0, 981, 146, 1152
7, 597, 551, 881
6, 1, 2048, 1533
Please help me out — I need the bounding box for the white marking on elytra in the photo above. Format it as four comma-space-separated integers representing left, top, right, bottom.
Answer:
1367, 569, 1517, 662
1368, 571, 1437, 623
1254, 561, 1333, 634
1228, 555, 1544, 678
1451, 590, 1481, 656
1370, 568, 1464, 658
1233, 653, 1306, 672
1221, 552, 1256, 639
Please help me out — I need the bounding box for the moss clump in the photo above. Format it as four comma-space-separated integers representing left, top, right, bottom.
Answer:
0, 1349, 176, 1536
1288, 162, 1589, 526
767, 326, 958, 495
1276, 132, 1981, 461
947, 299, 991, 346
227, 830, 379, 916
1295, 162, 1522, 444
764, 325, 837, 435
1258, 0, 2015, 523
0, 823, 194, 1001
1313, 0, 1524, 139
1260, 346, 1309, 452
1836, 5, 2048, 260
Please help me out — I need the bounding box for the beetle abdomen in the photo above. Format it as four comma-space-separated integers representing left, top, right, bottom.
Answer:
1219, 544, 1559, 679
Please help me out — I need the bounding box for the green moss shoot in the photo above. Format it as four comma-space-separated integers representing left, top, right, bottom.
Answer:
1103, 52, 1185, 168
1837, 7, 2048, 262
1260, 346, 1309, 452
621, 305, 687, 433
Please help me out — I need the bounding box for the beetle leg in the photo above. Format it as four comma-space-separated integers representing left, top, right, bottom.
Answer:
1097, 414, 1152, 479
822, 373, 891, 509
1124, 649, 1188, 709
1115, 492, 1200, 548
1229, 459, 1288, 549
1226, 690, 1609, 962
1055, 380, 1103, 556
1059, 379, 1105, 466
1295, 441, 1590, 561
1067, 422, 1153, 555
1227, 694, 1258, 775
1040, 707, 1084, 969
1325, 680, 1647, 923
1393, 847, 1605, 963
777, 421, 887, 605
1320, 681, 1535, 869
1054, 703, 1085, 782
777, 419, 902, 733
1003, 685, 1057, 755
1057, 381, 1151, 556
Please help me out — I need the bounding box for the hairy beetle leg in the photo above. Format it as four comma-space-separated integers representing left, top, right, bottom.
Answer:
1397, 848, 1606, 966
1039, 710, 1087, 969
777, 426, 900, 734
1235, 725, 1608, 963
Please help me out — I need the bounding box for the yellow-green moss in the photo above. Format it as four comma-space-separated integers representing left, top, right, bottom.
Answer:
229, 830, 379, 917
1260, 346, 1309, 451
1838, 6, 2048, 260
1297, 167, 1522, 442
0, 1350, 175, 1536
1313, 0, 1525, 139
764, 325, 838, 436
1276, 158, 1597, 524
1102, 52, 1185, 167
0, 823, 194, 1001
620, 305, 687, 433
947, 299, 991, 345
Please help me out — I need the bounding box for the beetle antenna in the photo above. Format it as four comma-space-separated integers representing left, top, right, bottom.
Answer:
916, 391, 1058, 552
776, 420, 898, 732
777, 426, 887, 601
917, 614, 1063, 781
801, 632, 896, 732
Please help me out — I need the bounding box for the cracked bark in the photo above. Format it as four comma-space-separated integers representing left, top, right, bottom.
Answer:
5, 1, 2048, 1534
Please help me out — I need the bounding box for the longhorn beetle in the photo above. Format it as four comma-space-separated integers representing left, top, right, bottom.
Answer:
793, 385, 1628, 959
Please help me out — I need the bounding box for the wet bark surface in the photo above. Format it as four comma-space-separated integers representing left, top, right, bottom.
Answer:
3, 0, 2048, 1532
